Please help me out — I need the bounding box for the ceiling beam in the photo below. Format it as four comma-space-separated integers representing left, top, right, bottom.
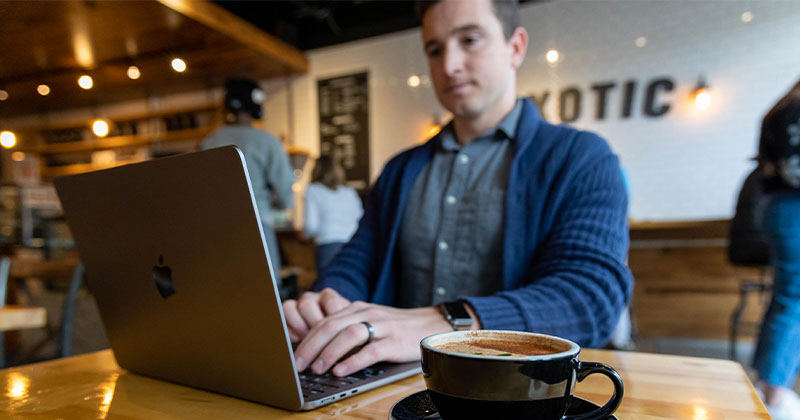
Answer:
156, 0, 309, 74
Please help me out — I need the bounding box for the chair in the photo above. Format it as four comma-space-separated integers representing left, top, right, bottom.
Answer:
729, 265, 772, 361
0, 256, 47, 367
58, 262, 84, 357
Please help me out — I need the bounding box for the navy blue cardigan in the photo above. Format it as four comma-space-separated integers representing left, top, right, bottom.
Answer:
313, 99, 633, 347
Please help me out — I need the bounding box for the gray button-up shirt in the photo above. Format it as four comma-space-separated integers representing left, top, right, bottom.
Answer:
397, 100, 523, 308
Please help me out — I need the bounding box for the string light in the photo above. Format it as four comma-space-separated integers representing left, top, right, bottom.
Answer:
407, 75, 421, 88
37, 84, 51, 96
0, 90, 8, 101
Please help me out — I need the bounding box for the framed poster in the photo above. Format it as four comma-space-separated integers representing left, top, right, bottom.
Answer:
317, 72, 370, 190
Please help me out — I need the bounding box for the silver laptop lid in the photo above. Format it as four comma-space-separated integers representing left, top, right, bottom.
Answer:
54, 146, 304, 410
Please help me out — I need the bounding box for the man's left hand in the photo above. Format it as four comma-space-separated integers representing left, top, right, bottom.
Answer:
293, 302, 453, 376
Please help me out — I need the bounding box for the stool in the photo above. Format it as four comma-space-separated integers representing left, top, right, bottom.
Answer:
729, 265, 771, 361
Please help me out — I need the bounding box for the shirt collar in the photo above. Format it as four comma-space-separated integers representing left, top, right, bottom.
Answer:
439, 99, 524, 151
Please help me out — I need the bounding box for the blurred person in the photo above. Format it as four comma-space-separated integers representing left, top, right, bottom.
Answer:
283, 0, 632, 377
303, 156, 364, 271
202, 78, 295, 285
729, 166, 771, 267
753, 79, 800, 420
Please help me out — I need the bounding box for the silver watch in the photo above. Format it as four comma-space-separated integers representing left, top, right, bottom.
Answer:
438, 301, 473, 331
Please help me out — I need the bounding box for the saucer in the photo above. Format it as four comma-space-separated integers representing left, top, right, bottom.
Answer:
389, 390, 618, 420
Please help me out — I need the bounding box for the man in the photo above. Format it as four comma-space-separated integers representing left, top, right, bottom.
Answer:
202, 78, 295, 285
283, 0, 632, 377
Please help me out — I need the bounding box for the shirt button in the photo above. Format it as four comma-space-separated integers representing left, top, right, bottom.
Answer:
438, 241, 449, 251
446, 195, 457, 205
459, 154, 470, 164
436, 287, 447, 296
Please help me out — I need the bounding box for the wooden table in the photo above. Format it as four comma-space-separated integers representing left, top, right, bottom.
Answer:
0, 349, 768, 419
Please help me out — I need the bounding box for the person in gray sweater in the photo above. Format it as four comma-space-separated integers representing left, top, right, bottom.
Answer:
202, 78, 295, 285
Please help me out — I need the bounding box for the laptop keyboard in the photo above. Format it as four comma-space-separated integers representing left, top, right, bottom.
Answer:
299, 365, 387, 398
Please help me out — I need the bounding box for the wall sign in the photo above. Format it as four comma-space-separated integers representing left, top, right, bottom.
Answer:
530, 76, 677, 122
317, 72, 370, 190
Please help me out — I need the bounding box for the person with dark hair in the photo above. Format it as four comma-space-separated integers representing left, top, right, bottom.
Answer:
202, 78, 295, 285
752, 79, 800, 420
283, 0, 632, 378
729, 166, 771, 266
303, 156, 364, 271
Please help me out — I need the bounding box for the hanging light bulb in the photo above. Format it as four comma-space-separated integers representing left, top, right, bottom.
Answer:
171, 58, 186, 73
92, 119, 110, 137
545, 49, 560, 64
127, 65, 141, 80
78, 75, 93, 90
0, 131, 17, 148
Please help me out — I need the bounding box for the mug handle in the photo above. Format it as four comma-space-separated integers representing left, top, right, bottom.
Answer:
563, 361, 624, 420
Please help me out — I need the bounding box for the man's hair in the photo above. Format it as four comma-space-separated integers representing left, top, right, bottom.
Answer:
415, 0, 520, 40
311, 155, 346, 190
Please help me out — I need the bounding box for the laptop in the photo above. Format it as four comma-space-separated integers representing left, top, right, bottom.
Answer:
54, 146, 420, 411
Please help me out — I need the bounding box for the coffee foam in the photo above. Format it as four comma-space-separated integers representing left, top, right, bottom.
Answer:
426, 331, 575, 358
435, 339, 552, 357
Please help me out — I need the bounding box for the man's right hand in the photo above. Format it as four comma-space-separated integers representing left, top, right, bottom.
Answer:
282, 288, 351, 343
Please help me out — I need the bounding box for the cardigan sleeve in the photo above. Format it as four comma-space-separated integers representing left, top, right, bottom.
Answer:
462, 153, 633, 348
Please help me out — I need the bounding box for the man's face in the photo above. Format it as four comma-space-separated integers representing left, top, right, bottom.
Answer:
422, 0, 524, 119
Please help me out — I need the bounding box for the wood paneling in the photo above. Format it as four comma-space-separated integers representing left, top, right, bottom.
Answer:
0, 1, 307, 117
629, 220, 771, 340
630, 219, 730, 240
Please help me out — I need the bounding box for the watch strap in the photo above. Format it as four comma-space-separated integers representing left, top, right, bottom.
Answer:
438, 300, 473, 331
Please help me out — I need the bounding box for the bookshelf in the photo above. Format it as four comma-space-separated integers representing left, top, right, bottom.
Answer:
16, 105, 222, 180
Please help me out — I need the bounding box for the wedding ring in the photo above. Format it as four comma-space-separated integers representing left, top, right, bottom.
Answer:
361, 321, 375, 345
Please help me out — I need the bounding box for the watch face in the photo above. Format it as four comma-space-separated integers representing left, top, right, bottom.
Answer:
443, 301, 471, 329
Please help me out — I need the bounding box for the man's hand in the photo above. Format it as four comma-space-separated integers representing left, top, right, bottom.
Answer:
282, 288, 351, 343
292, 302, 454, 377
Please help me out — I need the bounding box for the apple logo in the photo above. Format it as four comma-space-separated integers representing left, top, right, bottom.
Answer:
152, 255, 176, 299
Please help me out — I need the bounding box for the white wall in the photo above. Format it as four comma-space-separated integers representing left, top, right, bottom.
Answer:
517, 0, 800, 221
269, 0, 800, 222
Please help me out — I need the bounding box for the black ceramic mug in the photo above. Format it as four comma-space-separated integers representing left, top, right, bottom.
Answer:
420, 330, 623, 420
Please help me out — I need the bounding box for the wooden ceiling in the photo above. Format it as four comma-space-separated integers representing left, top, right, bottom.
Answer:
0, 0, 308, 118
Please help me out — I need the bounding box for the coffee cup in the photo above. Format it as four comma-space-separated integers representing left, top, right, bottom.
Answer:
420, 330, 623, 419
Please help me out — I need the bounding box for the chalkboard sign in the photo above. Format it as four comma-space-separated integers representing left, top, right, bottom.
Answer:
317, 72, 370, 190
